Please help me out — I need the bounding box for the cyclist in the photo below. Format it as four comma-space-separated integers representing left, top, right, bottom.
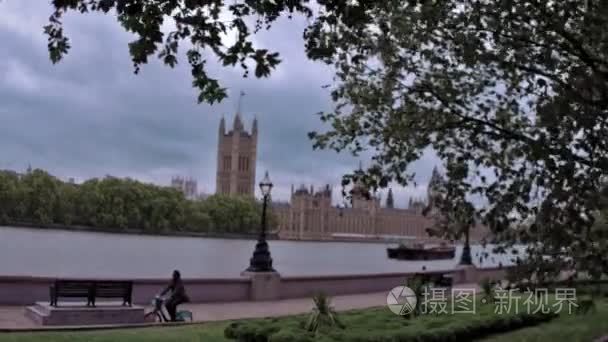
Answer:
160, 270, 190, 321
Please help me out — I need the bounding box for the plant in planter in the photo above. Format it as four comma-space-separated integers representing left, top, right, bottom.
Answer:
305, 292, 345, 334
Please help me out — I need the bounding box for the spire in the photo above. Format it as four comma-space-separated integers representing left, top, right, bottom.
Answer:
428, 166, 443, 192
233, 113, 244, 131
233, 90, 246, 131
358, 160, 363, 171
427, 165, 445, 207
291, 184, 294, 196
236, 90, 245, 115
386, 188, 394, 208
430, 166, 441, 183
252, 116, 258, 135
219, 116, 226, 135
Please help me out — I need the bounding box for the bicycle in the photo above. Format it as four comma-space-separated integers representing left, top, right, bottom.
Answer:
144, 295, 193, 323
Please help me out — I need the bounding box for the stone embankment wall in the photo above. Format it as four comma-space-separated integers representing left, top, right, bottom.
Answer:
0, 266, 509, 305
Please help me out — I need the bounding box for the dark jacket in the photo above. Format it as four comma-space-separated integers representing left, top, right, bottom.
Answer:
161, 278, 189, 302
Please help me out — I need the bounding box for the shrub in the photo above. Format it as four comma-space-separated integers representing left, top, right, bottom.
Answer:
223, 321, 281, 342
480, 278, 495, 303
575, 297, 596, 315
269, 329, 314, 342
224, 308, 558, 342
305, 293, 345, 333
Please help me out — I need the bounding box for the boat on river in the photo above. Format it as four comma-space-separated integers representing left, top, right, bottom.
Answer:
387, 242, 456, 261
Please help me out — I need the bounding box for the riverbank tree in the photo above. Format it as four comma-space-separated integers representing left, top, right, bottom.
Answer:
306, 1, 608, 279
0, 168, 276, 235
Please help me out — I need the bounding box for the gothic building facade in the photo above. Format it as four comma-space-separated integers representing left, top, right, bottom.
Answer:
273, 180, 487, 243
215, 116, 489, 242
272, 171, 488, 242
171, 176, 198, 199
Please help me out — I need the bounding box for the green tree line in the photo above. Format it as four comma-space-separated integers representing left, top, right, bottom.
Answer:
0, 168, 275, 235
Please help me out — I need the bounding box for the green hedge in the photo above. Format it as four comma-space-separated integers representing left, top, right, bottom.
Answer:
224, 311, 557, 342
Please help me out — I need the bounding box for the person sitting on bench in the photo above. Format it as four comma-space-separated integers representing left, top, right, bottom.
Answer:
161, 270, 189, 321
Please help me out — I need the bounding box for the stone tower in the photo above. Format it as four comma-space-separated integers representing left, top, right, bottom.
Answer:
386, 188, 394, 208
216, 114, 258, 196
427, 166, 443, 203
424, 166, 444, 216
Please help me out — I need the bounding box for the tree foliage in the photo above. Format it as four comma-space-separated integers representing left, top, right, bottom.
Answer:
304, 1, 608, 277
44, 0, 391, 104
423, 164, 476, 245
0, 168, 274, 235
45, 0, 316, 104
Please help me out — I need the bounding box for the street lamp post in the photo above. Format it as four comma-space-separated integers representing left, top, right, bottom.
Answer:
245, 171, 276, 272
460, 227, 473, 265
428, 174, 473, 266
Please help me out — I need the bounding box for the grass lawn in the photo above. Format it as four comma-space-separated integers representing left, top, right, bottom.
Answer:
482, 299, 608, 342
2, 299, 607, 341
0, 322, 230, 342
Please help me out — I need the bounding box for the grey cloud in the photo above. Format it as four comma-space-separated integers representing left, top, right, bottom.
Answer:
0, 1, 439, 204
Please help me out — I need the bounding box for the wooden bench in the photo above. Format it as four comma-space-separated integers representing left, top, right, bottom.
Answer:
49, 280, 133, 307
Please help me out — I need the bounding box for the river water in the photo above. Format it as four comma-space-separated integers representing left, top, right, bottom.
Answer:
0, 226, 522, 278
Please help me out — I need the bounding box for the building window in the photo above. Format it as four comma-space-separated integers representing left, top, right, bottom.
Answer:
224, 156, 231, 171
237, 156, 249, 172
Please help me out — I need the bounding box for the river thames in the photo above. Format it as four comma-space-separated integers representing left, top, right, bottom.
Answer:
0, 226, 522, 278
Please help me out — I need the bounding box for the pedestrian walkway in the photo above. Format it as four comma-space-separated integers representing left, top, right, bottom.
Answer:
0, 283, 480, 331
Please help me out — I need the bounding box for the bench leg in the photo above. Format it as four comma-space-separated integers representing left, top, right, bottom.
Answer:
49, 286, 56, 306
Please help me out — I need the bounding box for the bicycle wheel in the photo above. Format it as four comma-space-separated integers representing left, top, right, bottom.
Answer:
144, 311, 163, 323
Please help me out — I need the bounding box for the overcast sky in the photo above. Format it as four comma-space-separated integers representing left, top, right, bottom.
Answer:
0, 1, 440, 207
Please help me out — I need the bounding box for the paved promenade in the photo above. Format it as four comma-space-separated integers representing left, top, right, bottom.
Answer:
0, 284, 480, 331
0, 291, 387, 331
